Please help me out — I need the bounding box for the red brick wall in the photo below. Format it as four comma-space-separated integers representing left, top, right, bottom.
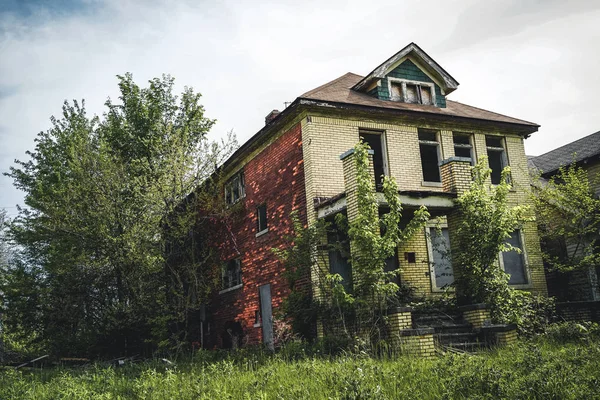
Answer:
208, 122, 306, 347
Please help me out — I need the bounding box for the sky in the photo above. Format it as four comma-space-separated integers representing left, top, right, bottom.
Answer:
1, 0, 599, 213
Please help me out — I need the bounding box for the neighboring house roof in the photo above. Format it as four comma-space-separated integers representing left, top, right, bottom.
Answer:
299, 72, 539, 129
351, 42, 459, 95
529, 130, 600, 175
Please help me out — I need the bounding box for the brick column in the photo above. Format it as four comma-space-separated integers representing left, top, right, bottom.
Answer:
459, 303, 491, 330
340, 148, 376, 222
440, 157, 472, 303
439, 157, 472, 195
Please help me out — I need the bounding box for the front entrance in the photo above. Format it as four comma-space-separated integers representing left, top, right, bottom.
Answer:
259, 284, 274, 351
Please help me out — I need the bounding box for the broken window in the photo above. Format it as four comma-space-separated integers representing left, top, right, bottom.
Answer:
360, 130, 388, 190
390, 81, 434, 105
486, 136, 508, 185
501, 230, 528, 285
453, 133, 475, 165
418, 129, 441, 183
222, 259, 242, 289
225, 171, 245, 205
256, 204, 268, 233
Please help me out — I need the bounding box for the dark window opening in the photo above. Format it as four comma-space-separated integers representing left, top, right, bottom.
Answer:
222, 259, 242, 289
360, 131, 386, 190
453, 133, 474, 164
257, 204, 268, 233
486, 136, 508, 185
503, 230, 528, 285
419, 129, 441, 183
327, 218, 352, 291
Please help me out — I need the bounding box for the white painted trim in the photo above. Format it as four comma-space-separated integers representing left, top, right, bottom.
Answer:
256, 228, 269, 238
219, 283, 243, 295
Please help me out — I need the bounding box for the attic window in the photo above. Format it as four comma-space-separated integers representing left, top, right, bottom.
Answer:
389, 79, 435, 106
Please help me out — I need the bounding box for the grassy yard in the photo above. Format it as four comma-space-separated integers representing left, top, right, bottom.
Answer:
2, 335, 600, 399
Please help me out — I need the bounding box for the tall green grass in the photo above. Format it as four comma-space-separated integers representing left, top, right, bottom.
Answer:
2, 338, 599, 399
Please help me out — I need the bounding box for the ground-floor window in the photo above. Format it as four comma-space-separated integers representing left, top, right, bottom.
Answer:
501, 230, 529, 286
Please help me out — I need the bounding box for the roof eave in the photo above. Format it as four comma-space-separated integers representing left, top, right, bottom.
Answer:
298, 97, 539, 135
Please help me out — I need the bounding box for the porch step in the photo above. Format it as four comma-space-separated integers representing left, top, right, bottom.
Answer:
435, 332, 479, 345
442, 341, 488, 353
413, 313, 463, 327
432, 323, 473, 334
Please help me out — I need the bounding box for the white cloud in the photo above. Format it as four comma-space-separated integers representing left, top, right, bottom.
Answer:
1, 0, 599, 210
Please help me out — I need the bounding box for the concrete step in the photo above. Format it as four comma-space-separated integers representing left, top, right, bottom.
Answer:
435, 332, 479, 345
443, 341, 489, 353
431, 323, 473, 334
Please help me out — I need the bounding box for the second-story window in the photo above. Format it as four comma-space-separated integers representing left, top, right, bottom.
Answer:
256, 204, 268, 234
225, 171, 245, 205
418, 129, 441, 183
222, 258, 242, 290
485, 136, 508, 185
453, 133, 475, 165
360, 130, 388, 191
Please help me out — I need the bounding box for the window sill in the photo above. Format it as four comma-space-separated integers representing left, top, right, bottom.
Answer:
256, 228, 269, 238
508, 283, 532, 290
421, 181, 443, 188
253, 323, 262, 328
219, 283, 243, 295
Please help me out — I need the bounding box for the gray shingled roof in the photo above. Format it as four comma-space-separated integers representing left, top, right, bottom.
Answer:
529, 130, 600, 174
300, 72, 539, 129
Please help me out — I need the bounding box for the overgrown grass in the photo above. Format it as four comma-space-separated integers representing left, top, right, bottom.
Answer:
2, 335, 600, 399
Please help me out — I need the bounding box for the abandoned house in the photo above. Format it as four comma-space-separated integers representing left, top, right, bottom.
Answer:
199, 42, 548, 349
529, 130, 600, 302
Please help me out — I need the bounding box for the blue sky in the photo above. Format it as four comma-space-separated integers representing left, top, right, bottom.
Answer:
1, 0, 599, 213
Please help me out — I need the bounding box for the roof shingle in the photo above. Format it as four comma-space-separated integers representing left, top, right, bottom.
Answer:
300, 72, 539, 128
529, 130, 600, 174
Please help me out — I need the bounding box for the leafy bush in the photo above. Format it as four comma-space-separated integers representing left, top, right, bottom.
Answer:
493, 291, 556, 336
544, 321, 600, 343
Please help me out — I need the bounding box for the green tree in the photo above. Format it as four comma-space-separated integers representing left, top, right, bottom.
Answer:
532, 164, 600, 275
451, 157, 531, 321
5, 74, 235, 356
278, 141, 429, 342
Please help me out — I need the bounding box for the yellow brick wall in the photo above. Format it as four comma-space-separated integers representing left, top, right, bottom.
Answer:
302, 113, 548, 297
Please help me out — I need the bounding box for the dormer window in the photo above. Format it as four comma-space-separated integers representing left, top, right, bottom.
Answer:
388, 78, 435, 106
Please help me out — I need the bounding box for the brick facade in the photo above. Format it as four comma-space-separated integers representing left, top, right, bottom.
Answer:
206, 122, 306, 348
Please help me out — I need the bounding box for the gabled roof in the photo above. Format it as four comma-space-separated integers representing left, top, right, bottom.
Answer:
299, 72, 539, 129
529, 130, 600, 175
351, 43, 459, 95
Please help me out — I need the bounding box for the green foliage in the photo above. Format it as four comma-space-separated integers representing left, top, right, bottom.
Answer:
2, 339, 600, 399
532, 163, 600, 273
544, 321, 600, 343
493, 291, 555, 337
277, 141, 429, 342
452, 157, 531, 321
3, 74, 236, 357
